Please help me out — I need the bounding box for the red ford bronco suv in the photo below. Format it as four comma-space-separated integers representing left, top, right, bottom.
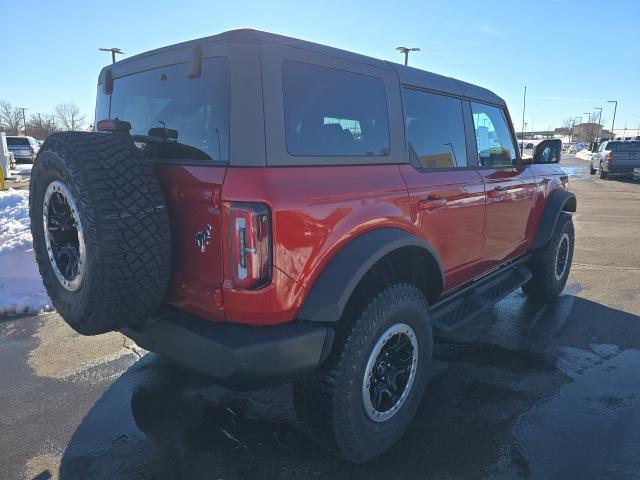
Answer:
29, 29, 576, 462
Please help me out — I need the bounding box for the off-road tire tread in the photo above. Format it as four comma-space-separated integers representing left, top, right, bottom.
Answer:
293, 283, 432, 463
29, 132, 171, 334
523, 212, 574, 301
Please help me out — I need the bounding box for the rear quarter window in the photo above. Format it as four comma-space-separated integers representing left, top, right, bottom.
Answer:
103, 57, 230, 163
282, 60, 389, 157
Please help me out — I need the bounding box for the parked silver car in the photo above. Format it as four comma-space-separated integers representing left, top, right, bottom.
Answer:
590, 141, 640, 179
6, 136, 40, 163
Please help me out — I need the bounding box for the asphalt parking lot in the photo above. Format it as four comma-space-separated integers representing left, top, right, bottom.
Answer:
1, 154, 639, 480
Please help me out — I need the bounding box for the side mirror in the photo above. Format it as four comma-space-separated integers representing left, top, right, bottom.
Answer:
532, 139, 562, 164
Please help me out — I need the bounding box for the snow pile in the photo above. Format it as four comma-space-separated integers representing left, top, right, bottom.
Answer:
13, 164, 33, 176
576, 149, 593, 161
0, 189, 52, 315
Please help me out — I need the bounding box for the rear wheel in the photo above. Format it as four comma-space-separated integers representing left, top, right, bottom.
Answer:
29, 132, 171, 335
598, 162, 608, 179
523, 212, 574, 301
293, 283, 433, 463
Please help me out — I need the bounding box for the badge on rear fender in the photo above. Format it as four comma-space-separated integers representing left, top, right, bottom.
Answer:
195, 224, 212, 253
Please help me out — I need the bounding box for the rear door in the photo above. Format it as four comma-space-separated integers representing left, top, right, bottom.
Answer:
399, 88, 486, 291
102, 49, 232, 320
470, 102, 537, 267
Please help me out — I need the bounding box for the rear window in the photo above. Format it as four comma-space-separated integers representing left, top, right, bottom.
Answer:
99, 57, 230, 163
607, 141, 640, 152
282, 60, 389, 157
7, 137, 29, 146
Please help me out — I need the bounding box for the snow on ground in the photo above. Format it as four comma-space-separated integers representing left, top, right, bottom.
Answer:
0, 189, 52, 315
10, 163, 33, 176
576, 149, 593, 161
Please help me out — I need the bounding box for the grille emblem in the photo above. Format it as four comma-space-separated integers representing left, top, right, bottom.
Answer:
195, 224, 212, 253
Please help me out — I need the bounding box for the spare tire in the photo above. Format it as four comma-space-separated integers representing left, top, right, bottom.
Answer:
29, 132, 171, 335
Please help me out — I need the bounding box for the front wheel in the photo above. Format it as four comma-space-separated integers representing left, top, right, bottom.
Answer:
293, 283, 433, 463
523, 212, 574, 301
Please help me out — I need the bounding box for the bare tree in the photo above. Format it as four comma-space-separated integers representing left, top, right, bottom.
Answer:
562, 117, 575, 129
55, 102, 86, 131
0, 100, 24, 133
27, 113, 59, 140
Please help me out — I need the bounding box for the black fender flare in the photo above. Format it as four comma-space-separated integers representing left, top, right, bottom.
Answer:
297, 228, 444, 323
531, 189, 577, 250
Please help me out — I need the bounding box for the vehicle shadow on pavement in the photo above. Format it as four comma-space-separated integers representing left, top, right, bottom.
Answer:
55, 293, 640, 480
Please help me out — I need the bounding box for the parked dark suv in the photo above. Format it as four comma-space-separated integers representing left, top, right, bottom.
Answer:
6, 135, 40, 163
29, 29, 576, 462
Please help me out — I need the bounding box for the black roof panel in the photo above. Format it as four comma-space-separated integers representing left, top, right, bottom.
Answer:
101, 29, 505, 106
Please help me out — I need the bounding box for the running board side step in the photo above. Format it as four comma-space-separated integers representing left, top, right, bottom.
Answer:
430, 262, 532, 332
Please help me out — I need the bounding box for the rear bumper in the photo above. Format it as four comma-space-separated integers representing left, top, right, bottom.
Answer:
604, 164, 640, 173
122, 308, 333, 390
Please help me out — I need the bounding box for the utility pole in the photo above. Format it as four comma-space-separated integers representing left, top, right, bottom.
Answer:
520, 86, 527, 154
396, 47, 420, 66
570, 118, 577, 143
607, 100, 617, 138
593, 106, 603, 142
583, 112, 591, 144
99, 47, 125, 64
19, 107, 28, 135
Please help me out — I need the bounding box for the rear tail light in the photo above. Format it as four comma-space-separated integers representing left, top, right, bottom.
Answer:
228, 203, 272, 289
606, 152, 614, 163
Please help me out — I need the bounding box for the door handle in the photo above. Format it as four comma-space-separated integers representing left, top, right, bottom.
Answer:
493, 185, 508, 191
418, 196, 448, 212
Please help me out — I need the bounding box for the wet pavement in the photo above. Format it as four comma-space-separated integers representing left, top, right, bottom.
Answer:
2, 154, 640, 479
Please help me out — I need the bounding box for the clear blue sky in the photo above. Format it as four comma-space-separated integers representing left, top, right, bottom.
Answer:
2, 0, 639, 134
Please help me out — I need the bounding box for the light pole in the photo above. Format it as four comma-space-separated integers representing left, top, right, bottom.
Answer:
607, 100, 617, 138
520, 86, 527, 154
593, 107, 603, 142
99, 47, 125, 64
396, 47, 420, 66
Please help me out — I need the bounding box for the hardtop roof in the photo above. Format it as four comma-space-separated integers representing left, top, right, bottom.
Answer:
100, 28, 505, 107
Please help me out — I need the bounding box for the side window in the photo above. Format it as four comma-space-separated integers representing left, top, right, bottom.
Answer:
402, 88, 467, 169
600, 142, 608, 152
282, 60, 389, 156
470, 102, 517, 167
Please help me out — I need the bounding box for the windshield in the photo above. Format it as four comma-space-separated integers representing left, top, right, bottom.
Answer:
98, 57, 230, 163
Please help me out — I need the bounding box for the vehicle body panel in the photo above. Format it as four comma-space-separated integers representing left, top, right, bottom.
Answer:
153, 164, 227, 321
399, 166, 486, 291
477, 166, 537, 268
